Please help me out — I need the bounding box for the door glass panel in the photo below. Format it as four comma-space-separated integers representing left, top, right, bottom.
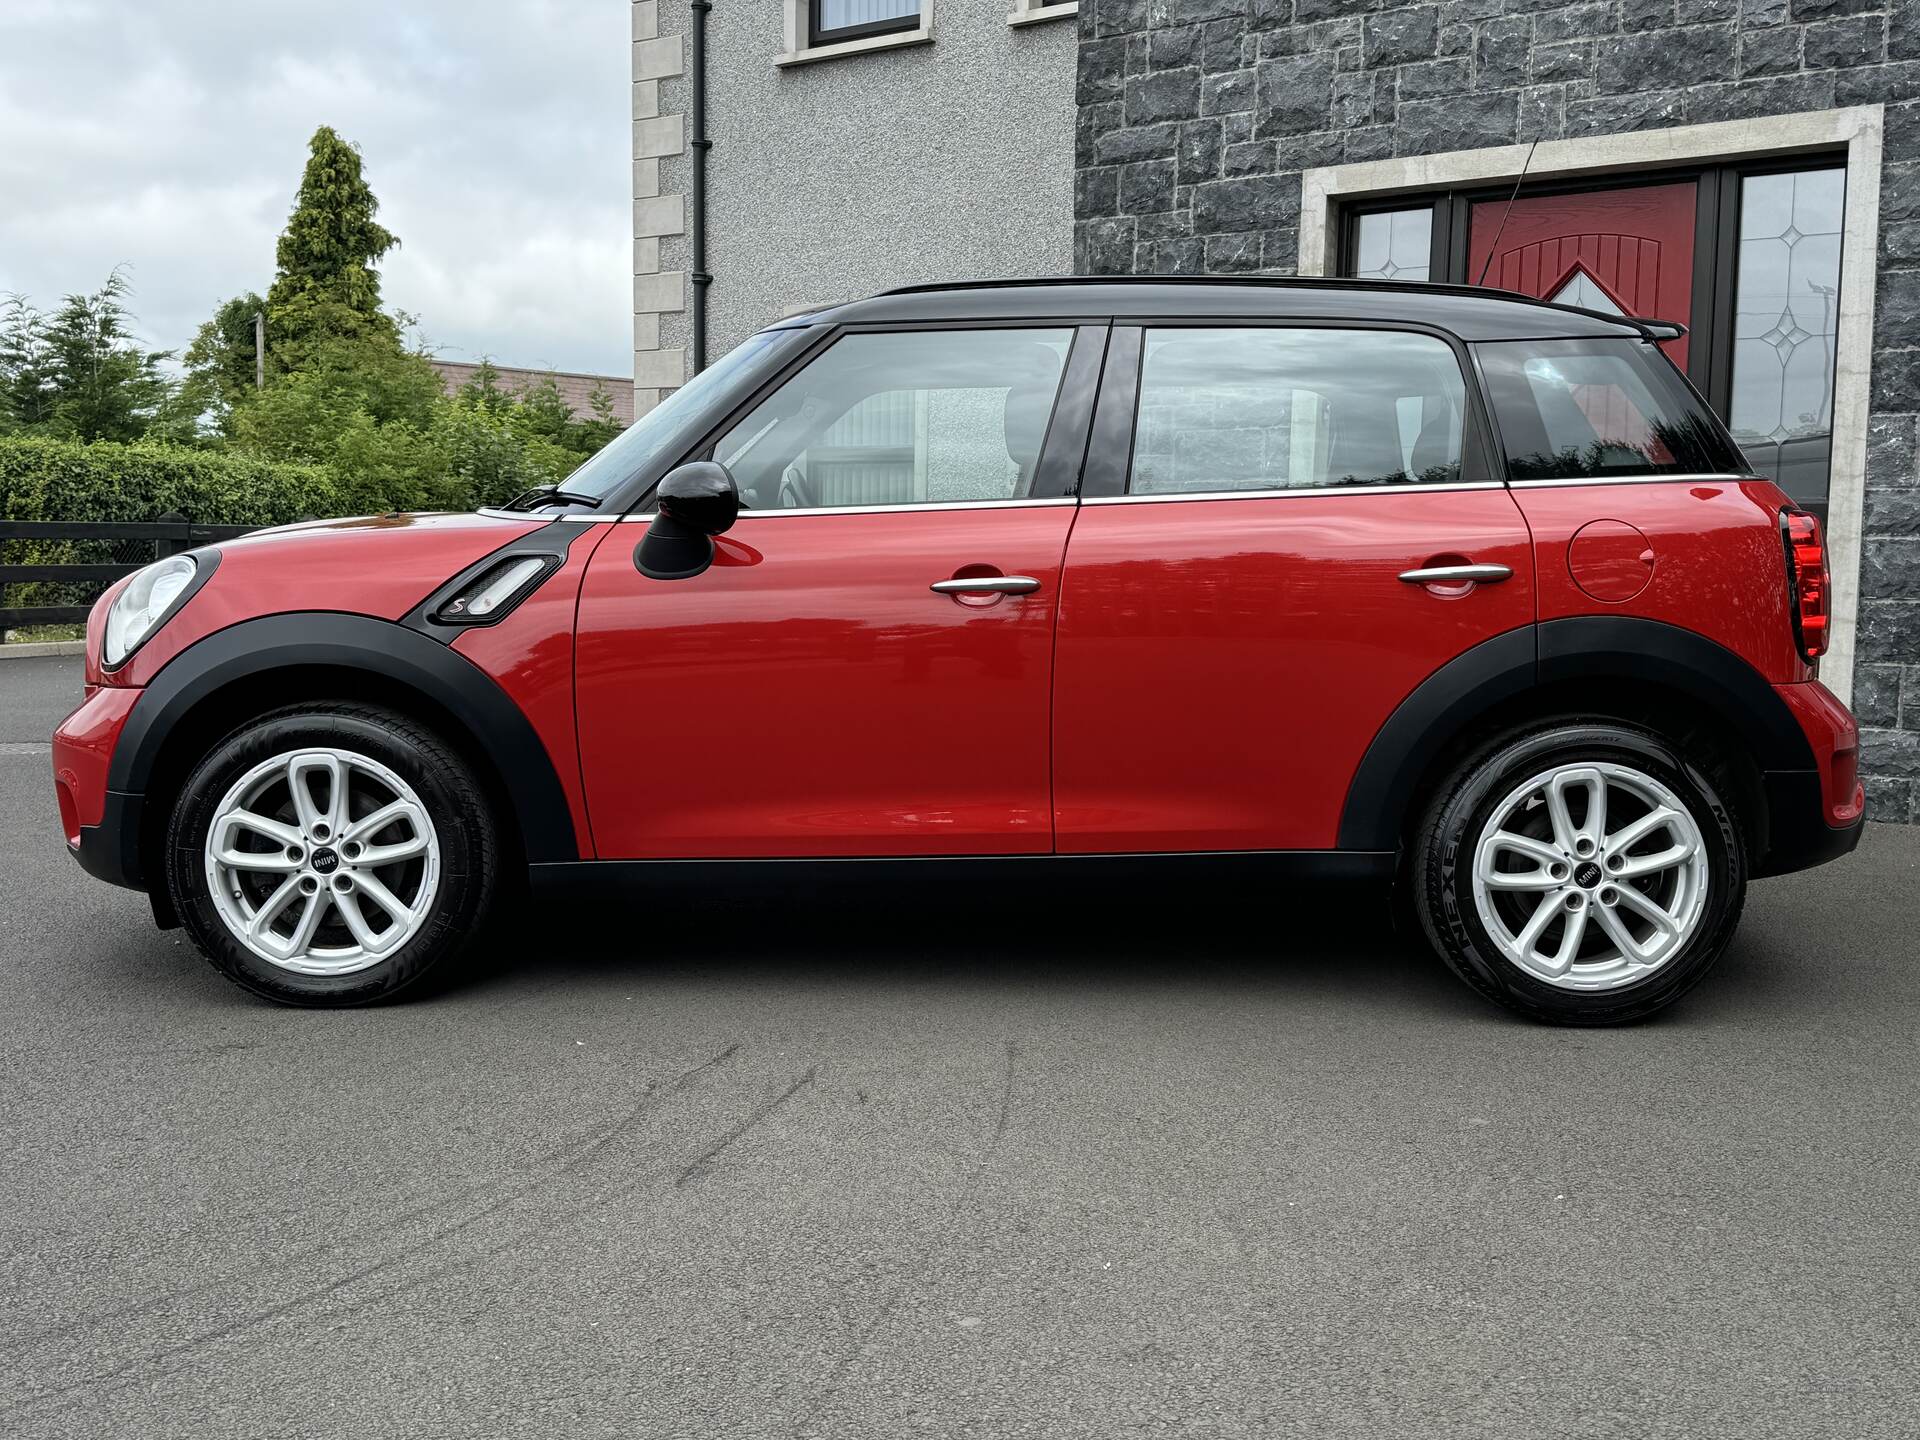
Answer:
1547, 267, 1625, 315
1478, 338, 1746, 479
713, 329, 1072, 509
1729, 167, 1845, 509
1129, 328, 1466, 493
1352, 208, 1432, 282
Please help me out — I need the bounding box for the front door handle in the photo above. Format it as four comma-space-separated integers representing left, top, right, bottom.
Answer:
930, 576, 1041, 596
1398, 563, 1513, 585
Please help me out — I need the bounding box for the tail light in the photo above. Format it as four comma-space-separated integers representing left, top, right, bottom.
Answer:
1779, 508, 1829, 662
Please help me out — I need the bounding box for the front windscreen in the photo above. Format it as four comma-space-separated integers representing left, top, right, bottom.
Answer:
546, 328, 807, 504
1477, 337, 1747, 480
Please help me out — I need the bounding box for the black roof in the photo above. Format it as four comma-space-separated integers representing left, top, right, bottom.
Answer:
773, 276, 1668, 344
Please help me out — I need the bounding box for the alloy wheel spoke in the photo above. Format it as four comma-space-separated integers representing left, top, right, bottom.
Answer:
214, 846, 303, 874
343, 799, 422, 847
353, 871, 416, 928
282, 888, 332, 956
334, 890, 389, 953
220, 809, 303, 850
1604, 805, 1680, 856
1613, 841, 1695, 880
1513, 891, 1564, 958
247, 875, 302, 937
1612, 883, 1681, 937
288, 753, 347, 838
1537, 903, 1587, 978
1547, 768, 1606, 855
1592, 902, 1648, 962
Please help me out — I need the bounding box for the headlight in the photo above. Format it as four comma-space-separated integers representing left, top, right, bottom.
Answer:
104, 554, 198, 668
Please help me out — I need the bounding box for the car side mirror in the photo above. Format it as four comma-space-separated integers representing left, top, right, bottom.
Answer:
636, 461, 739, 580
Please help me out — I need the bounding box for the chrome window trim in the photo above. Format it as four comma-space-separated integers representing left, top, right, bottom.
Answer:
1507, 471, 1757, 489
500, 473, 1758, 522
1084, 481, 1505, 505
613, 497, 1079, 522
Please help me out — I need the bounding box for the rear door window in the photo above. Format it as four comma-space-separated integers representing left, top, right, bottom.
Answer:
1128, 327, 1469, 494
1476, 337, 1747, 480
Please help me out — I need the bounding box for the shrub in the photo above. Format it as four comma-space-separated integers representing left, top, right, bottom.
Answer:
0, 436, 343, 620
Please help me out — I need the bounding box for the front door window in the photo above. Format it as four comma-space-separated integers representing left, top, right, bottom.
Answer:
713, 328, 1073, 510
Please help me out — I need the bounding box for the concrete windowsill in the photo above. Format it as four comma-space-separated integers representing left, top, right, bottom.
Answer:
1008, 2, 1076, 26
775, 26, 932, 67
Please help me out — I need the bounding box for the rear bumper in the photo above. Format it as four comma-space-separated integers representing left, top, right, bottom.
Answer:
1755, 680, 1866, 879
1756, 770, 1864, 878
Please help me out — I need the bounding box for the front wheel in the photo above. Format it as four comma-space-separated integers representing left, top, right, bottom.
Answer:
1412, 721, 1747, 1025
166, 704, 498, 1006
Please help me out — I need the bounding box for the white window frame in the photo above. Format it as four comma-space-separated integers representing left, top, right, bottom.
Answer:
1008, 0, 1077, 26
1297, 106, 1886, 704
779, 0, 932, 67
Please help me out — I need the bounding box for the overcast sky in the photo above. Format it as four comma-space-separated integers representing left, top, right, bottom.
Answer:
0, 0, 632, 378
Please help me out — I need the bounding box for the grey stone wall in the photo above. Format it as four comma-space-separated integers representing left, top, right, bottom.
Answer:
1074, 0, 1920, 820
641, 0, 1077, 405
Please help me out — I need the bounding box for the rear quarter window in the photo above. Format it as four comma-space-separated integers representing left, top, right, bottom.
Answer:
1476, 338, 1747, 480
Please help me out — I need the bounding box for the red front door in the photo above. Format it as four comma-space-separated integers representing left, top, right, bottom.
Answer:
575, 505, 1074, 858
1468, 180, 1696, 368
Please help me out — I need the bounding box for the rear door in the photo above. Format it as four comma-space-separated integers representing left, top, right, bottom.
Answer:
575, 323, 1103, 859
1053, 323, 1535, 853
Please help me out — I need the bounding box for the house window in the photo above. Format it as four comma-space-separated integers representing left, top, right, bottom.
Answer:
1351, 207, 1433, 283
812, 0, 921, 46
1727, 167, 1846, 507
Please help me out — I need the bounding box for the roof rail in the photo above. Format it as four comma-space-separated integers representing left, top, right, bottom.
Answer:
868, 274, 1681, 344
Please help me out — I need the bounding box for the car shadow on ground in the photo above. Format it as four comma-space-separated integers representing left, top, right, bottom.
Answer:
439, 869, 1503, 1022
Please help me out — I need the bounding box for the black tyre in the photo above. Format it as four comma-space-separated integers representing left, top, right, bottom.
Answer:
1412, 720, 1747, 1025
165, 703, 497, 1006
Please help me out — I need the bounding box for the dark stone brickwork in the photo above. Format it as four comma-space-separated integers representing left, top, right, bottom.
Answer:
1073, 0, 1920, 819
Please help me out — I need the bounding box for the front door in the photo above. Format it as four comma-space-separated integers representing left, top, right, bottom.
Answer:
1467, 180, 1697, 368
575, 324, 1090, 859
1053, 324, 1536, 853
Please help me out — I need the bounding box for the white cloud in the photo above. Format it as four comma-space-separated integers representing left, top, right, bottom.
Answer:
0, 0, 631, 377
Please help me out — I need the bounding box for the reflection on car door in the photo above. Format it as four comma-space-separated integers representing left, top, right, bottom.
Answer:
575, 324, 1102, 859
1054, 325, 1537, 852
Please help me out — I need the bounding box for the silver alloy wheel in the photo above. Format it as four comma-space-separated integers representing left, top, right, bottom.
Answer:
204, 748, 441, 976
1470, 761, 1710, 992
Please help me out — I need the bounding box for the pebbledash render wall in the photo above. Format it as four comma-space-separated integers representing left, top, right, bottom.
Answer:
631, 0, 1077, 414
1074, 0, 1920, 821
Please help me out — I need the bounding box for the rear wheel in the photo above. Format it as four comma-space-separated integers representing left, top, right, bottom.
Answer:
166, 704, 497, 1006
1412, 721, 1747, 1025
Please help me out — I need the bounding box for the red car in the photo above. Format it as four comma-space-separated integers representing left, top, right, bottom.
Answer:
51, 279, 1863, 1022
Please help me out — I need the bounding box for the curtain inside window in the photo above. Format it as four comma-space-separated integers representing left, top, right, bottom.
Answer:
819, 0, 920, 30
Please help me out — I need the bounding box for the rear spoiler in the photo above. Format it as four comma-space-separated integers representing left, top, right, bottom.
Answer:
1636, 318, 1687, 342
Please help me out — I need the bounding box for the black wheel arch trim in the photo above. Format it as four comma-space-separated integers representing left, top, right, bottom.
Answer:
1338, 616, 1819, 853
104, 610, 580, 871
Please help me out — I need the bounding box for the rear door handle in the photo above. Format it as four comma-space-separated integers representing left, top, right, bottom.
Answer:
1397, 563, 1513, 585
930, 576, 1041, 596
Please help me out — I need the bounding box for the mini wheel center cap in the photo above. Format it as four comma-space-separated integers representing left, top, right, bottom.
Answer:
1573, 860, 1603, 889
311, 847, 340, 875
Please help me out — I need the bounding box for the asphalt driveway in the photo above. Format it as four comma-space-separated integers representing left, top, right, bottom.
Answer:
2, 654, 1916, 1439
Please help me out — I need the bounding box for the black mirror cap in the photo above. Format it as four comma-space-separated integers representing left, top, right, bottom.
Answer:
656, 461, 739, 537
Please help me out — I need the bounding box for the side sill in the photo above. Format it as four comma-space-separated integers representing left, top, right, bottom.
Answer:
531, 850, 1396, 890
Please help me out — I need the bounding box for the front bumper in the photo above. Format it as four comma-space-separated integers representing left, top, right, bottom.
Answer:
52, 684, 144, 890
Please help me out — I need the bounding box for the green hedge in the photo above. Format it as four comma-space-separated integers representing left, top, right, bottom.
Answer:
0, 434, 345, 528
1, 436, 351, 623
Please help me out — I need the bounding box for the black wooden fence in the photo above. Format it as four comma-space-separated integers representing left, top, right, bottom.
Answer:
0, 513, 258, 631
